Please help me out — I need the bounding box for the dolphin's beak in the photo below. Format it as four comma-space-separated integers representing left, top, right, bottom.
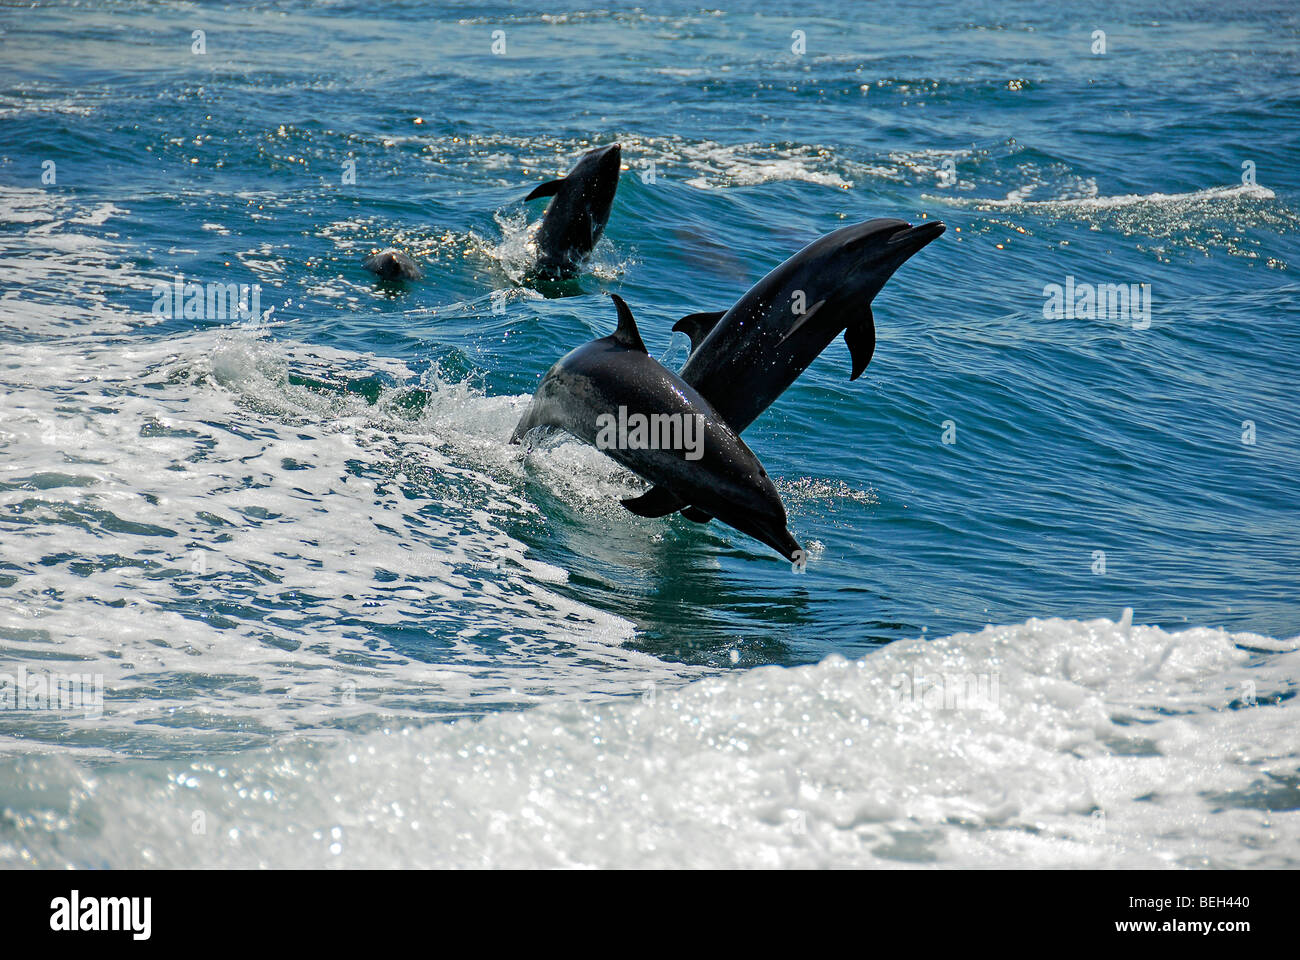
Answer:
886, 219, 946, 258
751, 521, 803, 562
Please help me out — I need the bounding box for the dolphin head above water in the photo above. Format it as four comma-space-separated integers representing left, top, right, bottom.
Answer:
566, 142, 623, 215
674, 216, 945, 433
526, 143, 623, 280
809, 218, 948, 309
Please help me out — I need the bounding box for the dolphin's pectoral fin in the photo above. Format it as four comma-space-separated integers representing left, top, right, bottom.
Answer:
671, 311, 726, 352
680, 506, 713, 524
844, 306, 876, 381
608, 294, 648, 353
524, 179, 566, 202
776, 299, 827, 347
621, 486, 685, 518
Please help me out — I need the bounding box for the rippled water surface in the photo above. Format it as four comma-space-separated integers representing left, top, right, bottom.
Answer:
1, 1, 1297, 867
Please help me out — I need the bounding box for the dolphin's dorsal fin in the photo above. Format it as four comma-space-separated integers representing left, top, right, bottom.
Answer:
671, 311, 726, 352
524, 178, 566, 202
609, 294, 647, 353
844, 306, 876, 381
621, 486, 683, 517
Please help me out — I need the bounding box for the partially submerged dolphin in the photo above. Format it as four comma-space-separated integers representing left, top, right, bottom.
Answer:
363, 247, 423, 281
523, 143, 622, 280
674, 218, 945, 433
511, 294, 802, 560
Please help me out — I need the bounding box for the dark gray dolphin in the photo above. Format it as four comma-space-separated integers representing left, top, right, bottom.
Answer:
523, 143, 622, 280
363, 247, 423, 281
510, 294, 802, 560
674, 218, 945, 433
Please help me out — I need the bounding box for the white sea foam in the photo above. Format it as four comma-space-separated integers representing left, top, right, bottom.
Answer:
664, 139, 852, 190
0, 326, 700, 753
471, 207, 631, 285
3, 612, 1294, 868
929, 182, 1276, 210
0, 186, 699, 760
400, 132, 853, 192
925, 181, 1290, 263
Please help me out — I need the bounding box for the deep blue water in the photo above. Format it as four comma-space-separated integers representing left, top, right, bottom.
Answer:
0, 1, 1297, 867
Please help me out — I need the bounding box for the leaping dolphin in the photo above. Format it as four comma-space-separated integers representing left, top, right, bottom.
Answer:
511, 294, 802, 560
523, 143, 622, 281
674, 218, 945, 433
